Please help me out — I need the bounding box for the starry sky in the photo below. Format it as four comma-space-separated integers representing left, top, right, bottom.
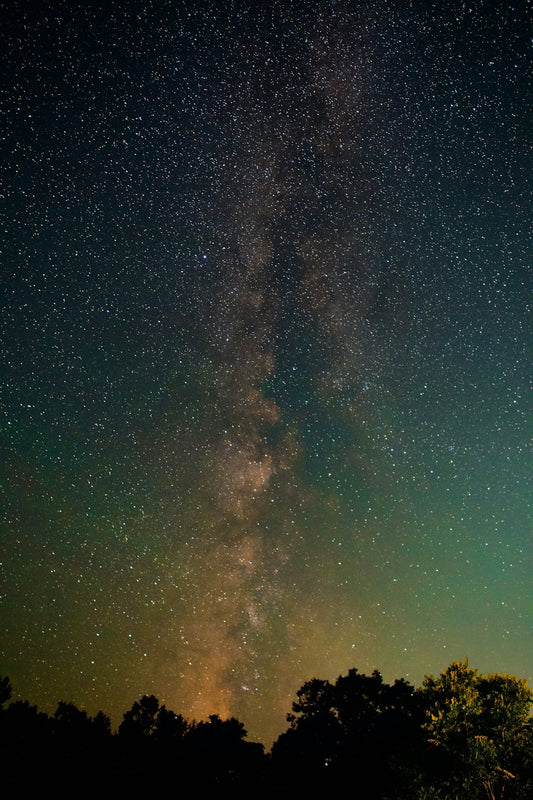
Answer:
1, 0, 531, 747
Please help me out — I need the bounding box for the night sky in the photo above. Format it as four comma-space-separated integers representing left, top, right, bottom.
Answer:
1, 0, 531, 747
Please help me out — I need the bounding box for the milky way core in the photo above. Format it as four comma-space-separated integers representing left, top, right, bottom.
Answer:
1, 1, 530, 746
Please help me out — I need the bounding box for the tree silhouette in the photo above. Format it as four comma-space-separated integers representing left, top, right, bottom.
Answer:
272, 668, 425, 796
153, 705, 188, 745
92, 709, 112, 738
274, 677, 341, 773
52, 700, 111, 749
0, 675, 12, 708
0, 698, 54, 791
187, 713, 248, 752
54, 701, 90, 737
184, 714, 264, 789
0, 664, 531, 797
118, 694, 161, 740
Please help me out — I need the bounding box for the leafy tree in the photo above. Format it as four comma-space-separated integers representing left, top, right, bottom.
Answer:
54, 701, 92, 737
92, 709, 112, 738
289, 677, 337, 723
187, 714, 248, 754
153, 705, 188, 745
118, 694, 161, 740
272, 668, 423, 797
418, 660, 533, 800
2, 699, 50, 735
53, 700, 111, 743
281, 677, 342, 764
119, 694, 191, 749
184, 714, 264, 789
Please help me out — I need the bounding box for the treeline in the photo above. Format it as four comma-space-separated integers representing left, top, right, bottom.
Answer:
1, 661, 532, 798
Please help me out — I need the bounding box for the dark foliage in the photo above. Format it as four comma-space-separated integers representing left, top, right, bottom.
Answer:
270, 668, 427, 797
0, 662, 531, 798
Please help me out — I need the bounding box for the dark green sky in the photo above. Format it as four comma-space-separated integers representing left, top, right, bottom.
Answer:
1, 0, 530, 746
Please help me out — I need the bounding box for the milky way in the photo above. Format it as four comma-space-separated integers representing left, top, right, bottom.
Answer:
1, 1, 530, 746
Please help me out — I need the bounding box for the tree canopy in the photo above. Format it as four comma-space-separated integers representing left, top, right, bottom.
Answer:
417, 660, 533, 800
0, 661, 531, 798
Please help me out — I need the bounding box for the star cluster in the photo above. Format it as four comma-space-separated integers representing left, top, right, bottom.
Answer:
1, 1, 530, 746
